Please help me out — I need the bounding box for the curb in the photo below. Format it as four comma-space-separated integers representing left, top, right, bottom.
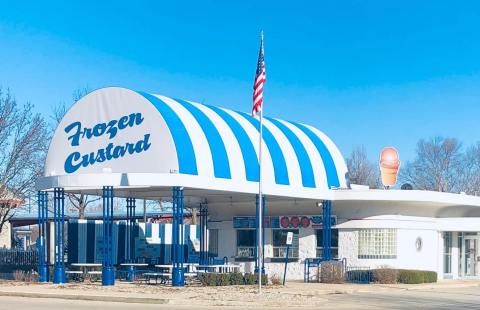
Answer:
0, 290, 169, 304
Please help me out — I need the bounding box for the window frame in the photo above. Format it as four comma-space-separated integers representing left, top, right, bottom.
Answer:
443, 232, 452, 275
271, 229, 300, 261
235, 229, 256, 261
208, 229, 219, 258
315, 228, 339, 259
358, 228, 397, 259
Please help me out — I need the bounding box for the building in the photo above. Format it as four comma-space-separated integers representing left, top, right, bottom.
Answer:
37, 87, 480, 282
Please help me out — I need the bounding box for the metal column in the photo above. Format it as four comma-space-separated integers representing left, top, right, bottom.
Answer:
53, 188, 66, 284
126, 197, 136, 263
126, 197, 136, 281
322, 200, 332, 261
199, 203, 208, 266
37, 191, 48, 282
255, 194, 266, 274
102, 186, 115, 286
172, 186, 185, 287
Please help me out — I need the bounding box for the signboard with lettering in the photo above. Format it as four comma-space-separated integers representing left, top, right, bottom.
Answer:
44, 87, 178, 177
286, 232, 293, 245
233, 215, 336, 229
233, 216, 272, 228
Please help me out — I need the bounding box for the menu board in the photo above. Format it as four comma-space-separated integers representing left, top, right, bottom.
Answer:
233, 217, 275, 228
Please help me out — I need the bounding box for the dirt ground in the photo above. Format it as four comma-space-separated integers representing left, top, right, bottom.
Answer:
1, 280, 479, 308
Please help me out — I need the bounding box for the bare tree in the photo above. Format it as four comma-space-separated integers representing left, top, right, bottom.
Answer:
68, 193, 101, 219
0, 88, 49, 233
400, 137, 464, 192
346, 146, 380, 188
51, 87, 99, 219
461, 143, 480, 195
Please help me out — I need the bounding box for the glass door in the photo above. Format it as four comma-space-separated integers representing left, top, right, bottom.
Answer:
464, 237, 479, 277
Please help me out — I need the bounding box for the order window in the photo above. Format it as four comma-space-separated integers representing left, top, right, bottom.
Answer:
316, 229, 339, 259
236, 229, 256, 258
358, 229, 397, 259
272, 229, 299, 258
208, 229, 219, 257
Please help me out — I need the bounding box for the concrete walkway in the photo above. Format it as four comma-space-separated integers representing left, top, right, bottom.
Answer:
0, 280, 479, 308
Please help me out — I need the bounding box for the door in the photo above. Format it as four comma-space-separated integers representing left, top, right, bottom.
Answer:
464, 238, 478, 277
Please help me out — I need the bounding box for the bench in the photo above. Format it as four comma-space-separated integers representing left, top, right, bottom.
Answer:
143, 272, 171, 285
86, 270, 102, 282
66, 270, 83, 282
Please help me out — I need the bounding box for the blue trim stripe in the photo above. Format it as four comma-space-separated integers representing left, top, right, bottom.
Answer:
86, 221, 96, 263
145, 223, 152, 238
289, 122, 340, 188
207, 105, 259, 182
266, 117, 316, 188
238, 112, 289, 185
67, 221, 78, 264
184, 225, 190, 244
174, 98, 231, 179
138, 92, 198, 175
117, 222, 126, 263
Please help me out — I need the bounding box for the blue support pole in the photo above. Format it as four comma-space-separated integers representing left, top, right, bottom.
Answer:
172, 186, 185, 287
37, 191, 48, 282
53, 188, 66, 284
199, 203, 208, 266
102, 186, 115, 286
126, 197, 130, 263
125, 197, 136, 281
131, 198, 136, 262
322, 200, 332, 261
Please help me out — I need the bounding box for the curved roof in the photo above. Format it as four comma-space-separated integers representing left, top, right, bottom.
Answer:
39, 87, 348, 199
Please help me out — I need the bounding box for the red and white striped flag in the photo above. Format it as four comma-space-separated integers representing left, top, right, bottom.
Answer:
252, 33, 266, 116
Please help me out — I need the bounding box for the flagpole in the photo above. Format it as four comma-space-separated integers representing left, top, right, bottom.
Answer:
257, 30, 264, 294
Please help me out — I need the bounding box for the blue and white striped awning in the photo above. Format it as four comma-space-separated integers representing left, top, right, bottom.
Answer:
39, 87, 348, 199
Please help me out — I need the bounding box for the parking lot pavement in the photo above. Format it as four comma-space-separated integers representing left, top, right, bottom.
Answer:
1, 285, 480, 310
324, 286, 480, 310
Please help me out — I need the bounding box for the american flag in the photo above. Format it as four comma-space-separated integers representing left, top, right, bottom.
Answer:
252, 33, 266, 116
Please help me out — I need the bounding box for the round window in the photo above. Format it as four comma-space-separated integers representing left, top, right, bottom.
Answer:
415, 237, 423, 252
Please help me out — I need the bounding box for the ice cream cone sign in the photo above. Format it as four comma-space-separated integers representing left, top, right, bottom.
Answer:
379, 147, 400, 188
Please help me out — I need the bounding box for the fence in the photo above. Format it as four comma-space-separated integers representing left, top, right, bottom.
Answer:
304, 258, 347, 283
0, 249, 38, 269
345, 266, 371, 284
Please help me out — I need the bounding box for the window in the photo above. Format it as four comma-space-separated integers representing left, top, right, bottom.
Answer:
236, 230, 256, 258
443, 232, 452, 275
272, 229, 299, 258
208, 229, 218, 257
316, 229, 338, 259
358, 229, 397, 259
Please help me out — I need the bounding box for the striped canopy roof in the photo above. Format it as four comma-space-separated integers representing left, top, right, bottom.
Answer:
41, 87, 348, 199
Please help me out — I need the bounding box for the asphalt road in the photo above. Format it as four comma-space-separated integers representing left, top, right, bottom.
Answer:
0, 286, 479, 309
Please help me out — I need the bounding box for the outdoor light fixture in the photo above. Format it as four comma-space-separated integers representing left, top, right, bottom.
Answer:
316, 201, 323, 208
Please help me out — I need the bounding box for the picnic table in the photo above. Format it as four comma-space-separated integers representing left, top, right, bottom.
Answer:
120, 263, 149, 282
70, 263, 102, 281
149, 264, 199, 284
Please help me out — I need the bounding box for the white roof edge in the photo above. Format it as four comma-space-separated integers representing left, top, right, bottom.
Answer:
332, 189, 480, 207
336, 215, 480, 231
36, 173, 335, 200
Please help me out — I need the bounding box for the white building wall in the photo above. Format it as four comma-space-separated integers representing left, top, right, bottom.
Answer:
207, 215, 480, 281
339, 228, 440, 273
451, 232, 459, 279
265, 227, 317, 280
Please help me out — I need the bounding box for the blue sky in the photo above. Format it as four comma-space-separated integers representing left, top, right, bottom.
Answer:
1, 1, 480, 163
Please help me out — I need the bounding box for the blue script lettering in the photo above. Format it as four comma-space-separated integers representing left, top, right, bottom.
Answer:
64, 134, 151, 173
64, 113, 144, 146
